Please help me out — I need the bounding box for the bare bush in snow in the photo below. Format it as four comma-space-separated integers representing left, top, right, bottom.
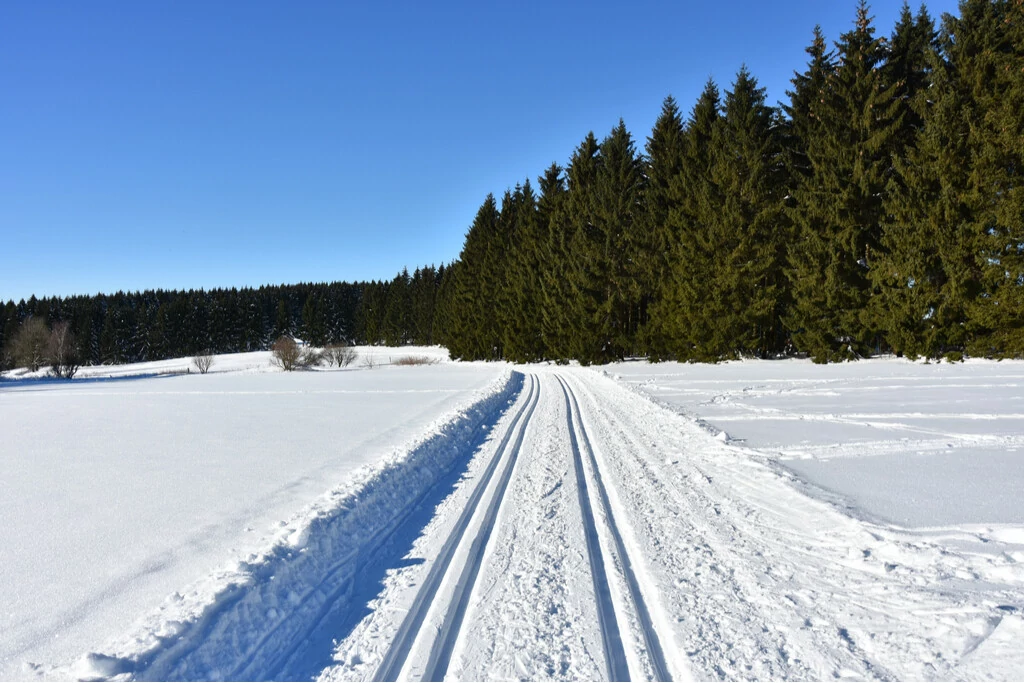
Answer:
324, 343, 358, 368
300, 348, 324, 368
271, 337, 323, 371
192, 351, 214, 374
271, 336, 302, 371
393, 355, 437, 366
48, 321, 80, 379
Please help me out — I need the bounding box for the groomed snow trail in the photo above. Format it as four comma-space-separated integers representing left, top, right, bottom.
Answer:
322, 369, 685, 682
74, 366, 1024, 681
320, 367, 1024, 681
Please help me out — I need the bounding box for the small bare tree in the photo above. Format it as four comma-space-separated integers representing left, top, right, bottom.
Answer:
324, 343, 358, 368
270, 337, 323, 371
192, 351, 214, 374
271, 336, 302, 371
11, 317, 50, 372
48, 321, 80, 379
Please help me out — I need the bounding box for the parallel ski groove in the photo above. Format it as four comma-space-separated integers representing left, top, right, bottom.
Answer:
563, 373, 674, 682
420, 374, 541, 681
374, 373, 540, 682
556, 374, 630, 682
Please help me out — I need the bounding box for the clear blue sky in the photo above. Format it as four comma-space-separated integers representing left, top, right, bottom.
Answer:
1, 0, 962, 303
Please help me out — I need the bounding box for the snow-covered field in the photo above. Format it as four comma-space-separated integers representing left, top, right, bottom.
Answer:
2, 353, 1023, 681
605, 357, 1024, 528
0, 348, 506, 680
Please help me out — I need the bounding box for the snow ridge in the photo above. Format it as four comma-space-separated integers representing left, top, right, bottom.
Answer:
73, 369, 521, 682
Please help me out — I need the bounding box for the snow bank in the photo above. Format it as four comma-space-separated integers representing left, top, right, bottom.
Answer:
72, 368, 520, 681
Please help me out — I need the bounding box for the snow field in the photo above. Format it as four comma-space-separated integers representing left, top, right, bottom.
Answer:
89, 368, 520, 682
601, 359, 1024, 678
3, 353, 1022, 680
0, 350, 508, 680
604, 357, 1024, 527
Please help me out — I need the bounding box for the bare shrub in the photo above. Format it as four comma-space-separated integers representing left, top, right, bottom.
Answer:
271, 336, 302, 371
10, 317, 50, 372
393, 355, 437, 366
48, 321, 80, 379
324, 343, 358, 368
192, 351, 214, 374
361, 353, 378, 370
271, 337, 323, 371
300, 347, 324, 368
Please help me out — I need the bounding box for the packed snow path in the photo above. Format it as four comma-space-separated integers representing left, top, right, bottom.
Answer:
366, 373, 673, 682
74, 366, 1024, 681
315, 368, 1023, 681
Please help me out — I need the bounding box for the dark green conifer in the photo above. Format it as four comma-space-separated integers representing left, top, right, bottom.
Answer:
444, 195, 503, 360
696, 67, 788, 359
651, 80, 722, 360
535, 164, 569, 359
565, 121, 646, 363
544, 134, 600, 361
786, 2, 900, 361
639, 96, 686, 357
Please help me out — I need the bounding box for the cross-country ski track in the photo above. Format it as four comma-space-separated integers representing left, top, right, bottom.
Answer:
68, 366, 1024, 681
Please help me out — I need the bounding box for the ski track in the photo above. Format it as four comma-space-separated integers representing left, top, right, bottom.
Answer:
559, 375, 674, 682
70, 366, 1024, 681
373, 373, 541, 681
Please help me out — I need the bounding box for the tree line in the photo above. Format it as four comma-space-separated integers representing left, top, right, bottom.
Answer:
3, 0, 1021, 372
435, 0, 1023, 364
0, 266, 444, 371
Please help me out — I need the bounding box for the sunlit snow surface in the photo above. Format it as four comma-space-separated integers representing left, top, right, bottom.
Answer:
0, 348, 506, 680
605, 357, 1024, 528
2, 353, 1023, 681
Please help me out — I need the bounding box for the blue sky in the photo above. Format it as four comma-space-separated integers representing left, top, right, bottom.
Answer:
1, 0, 962, 302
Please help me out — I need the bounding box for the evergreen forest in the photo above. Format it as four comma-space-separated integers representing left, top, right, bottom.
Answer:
2, 0, 1022, 369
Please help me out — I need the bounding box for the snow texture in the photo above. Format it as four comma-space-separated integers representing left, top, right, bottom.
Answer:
4, 355, 1023, 681
0, 348, 508, 680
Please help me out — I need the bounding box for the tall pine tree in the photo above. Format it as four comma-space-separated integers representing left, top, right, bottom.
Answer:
786, 3, 900, 361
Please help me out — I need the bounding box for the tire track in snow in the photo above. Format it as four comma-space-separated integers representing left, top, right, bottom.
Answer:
558, 373, 674, 682
374, 373, 541, 682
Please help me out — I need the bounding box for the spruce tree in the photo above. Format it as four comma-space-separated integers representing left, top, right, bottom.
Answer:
958, 0, 1024, 355
535, 163, 569, 360
444, 195, 503, 360
872, 13, 971, 358
501, 180, 545, 362
639, 96, 686, 357
698, 67, 788, 359
565, 121, 646, 363
786, 2, 900, 361
651, 79, 722, 360
545, 134, 600, 361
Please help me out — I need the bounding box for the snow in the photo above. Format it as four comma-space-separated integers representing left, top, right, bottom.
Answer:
317, 366, 1024, 681
605, 356, 1024, 528
0, 348, 507, 680
3, 353, 1023, 680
